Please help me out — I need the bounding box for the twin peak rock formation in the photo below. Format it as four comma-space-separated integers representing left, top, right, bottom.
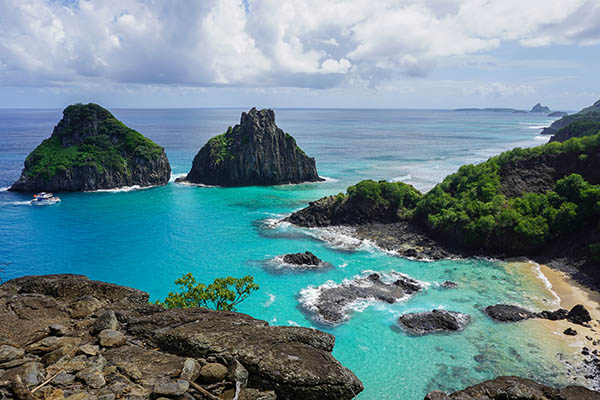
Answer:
10, 104, 322, 192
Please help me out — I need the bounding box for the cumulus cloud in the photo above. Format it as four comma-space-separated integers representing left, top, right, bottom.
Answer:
0, 0, 598, 89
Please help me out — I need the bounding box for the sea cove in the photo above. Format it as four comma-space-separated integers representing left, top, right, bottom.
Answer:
1, 108, 591, 399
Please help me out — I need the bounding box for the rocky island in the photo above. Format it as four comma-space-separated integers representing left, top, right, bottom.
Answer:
177, 108, 323, 186
531, 103, 551, 113
0, 274, 363, 400
9, 103, 171, 192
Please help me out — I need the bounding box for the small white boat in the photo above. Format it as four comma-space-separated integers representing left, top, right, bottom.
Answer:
31, 192, 61, 205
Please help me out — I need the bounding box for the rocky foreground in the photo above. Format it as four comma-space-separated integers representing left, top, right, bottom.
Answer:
0, 274, 363, 400
177, 108, 323, 187
10, 103, 171, 192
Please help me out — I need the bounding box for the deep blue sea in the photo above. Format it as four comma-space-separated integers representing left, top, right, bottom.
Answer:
0, 108, 583, 399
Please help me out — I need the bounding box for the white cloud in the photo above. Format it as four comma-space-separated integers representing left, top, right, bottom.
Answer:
0, 0, 598, 89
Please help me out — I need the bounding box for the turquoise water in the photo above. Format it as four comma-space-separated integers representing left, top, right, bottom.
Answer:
0, 109, 581, 399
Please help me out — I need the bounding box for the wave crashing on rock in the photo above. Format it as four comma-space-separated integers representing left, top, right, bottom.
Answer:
299, 271, 424, 325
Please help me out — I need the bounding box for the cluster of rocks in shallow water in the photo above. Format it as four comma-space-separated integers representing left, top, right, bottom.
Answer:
484, 303, 592, 326
300, 272, 423, 325
0, 274, 363, 400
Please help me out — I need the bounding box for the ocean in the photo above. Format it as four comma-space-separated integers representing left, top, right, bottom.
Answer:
0, 108, 582, 399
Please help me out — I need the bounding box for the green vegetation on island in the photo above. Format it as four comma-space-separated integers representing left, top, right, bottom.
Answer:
329, 128, 600, 254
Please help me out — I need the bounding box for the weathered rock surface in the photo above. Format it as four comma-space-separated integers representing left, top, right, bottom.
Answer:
398, 310, 470, 335
484, 304, 536, 322
0, 274, 363, 400
568, 304, 592, 325
299, 271, 423, 325
10, 103, 171, 192
282, 251, 323, 267
425, 375, 600, 399
177, 107, 323, 186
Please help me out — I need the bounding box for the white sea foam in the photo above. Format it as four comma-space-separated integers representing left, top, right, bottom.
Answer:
529, 261, 561, 306
88, 185, 156, 193
266, 255, 328, 271
3, 200, 32, 206
175, 181, 220, 188
264, 293, 276, 307
305, 226, 375, 252
526, 125, 549, 129
339, 263, 348, 268
298, 270, 428, 324
0, 187, 8, 192
534, 135, 550, 141
169, 173, 187, 182
391, 174, 412, 182
320, 176, 339, 183
287, 320, 300, 326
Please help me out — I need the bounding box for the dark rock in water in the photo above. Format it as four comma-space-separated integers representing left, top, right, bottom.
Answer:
397, 309, 470, 335
177, 108, 323, 186
10, 103, 171, 192
282, 252, 323, 267
299, 271, 422, 325
567, 304, 592, 326
484, 304, 535, 322
425, 375, 600, 399
0, 274, 363, 400
538, 308, 569, 320
564, 327, 578, 336
549, 111, 568, 117
440, 281, 458, 289
531, 103, 551, 113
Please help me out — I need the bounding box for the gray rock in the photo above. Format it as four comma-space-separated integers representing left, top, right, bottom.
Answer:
177, 108, 323, 187
228, 358, 249, 387
92, 311, 118, 334
0, 345, 24, 363
484, 304, 535, 322
54, 371, 77, 385
180, 358, 201, 382
153, 379, 190, 397
98, 330, 126, 348
79, 344, 99, 356
49, 323, 69, 336
77, 368, 106, 389
397, 310, 471, 335
199, 363, 228, 384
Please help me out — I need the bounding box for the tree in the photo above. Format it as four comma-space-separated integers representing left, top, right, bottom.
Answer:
158, 273, 259, 311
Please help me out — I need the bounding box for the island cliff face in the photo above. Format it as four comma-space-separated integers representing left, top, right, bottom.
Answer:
178, 108, 323, 186
541, 99, 600, 140
0, 274, 363, 400
9, 103, 171, 192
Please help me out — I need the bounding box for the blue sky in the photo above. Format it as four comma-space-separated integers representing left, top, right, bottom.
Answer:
0, 0, 598, 110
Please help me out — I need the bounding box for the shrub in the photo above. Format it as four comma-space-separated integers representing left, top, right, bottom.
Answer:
158, 273, 259, 311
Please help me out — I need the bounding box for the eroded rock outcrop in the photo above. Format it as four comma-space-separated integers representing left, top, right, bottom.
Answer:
177, 108, 323, 186
397, 310, 470, 335
484, 303, 591, 326
540, 98, 600, 139
9, 103, 171, 192
425, 375, 600, 400
0, 274, 363, 400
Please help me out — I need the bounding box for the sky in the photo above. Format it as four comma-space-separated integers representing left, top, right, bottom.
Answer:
0, 0, 599, 110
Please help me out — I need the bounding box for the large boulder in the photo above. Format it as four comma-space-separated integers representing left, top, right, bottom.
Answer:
0, 274, 362, 400
397, 309, 470, 335
9, 103, 171, 192
177, 108, 323, 186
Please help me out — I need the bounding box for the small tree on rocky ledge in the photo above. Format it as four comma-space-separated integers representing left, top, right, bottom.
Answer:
157, 273, 259, 311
